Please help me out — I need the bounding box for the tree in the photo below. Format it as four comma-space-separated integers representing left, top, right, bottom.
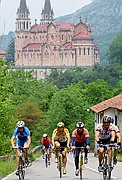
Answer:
107, 31, 122, 65
6, 38, 15, 64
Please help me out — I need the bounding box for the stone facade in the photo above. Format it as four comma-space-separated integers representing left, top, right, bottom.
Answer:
14, 0, 100, 79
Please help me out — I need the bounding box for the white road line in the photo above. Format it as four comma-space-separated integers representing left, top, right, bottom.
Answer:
67, 157, 117, 179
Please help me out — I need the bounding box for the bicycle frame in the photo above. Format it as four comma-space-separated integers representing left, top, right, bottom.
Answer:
101, 145, 113, 180
75, 147, 85, 180
18, 147, 26, 180
44, 148, 49, 167
56, 146, 68, 178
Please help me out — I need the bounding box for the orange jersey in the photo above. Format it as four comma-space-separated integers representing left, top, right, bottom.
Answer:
72, 128, 89, 143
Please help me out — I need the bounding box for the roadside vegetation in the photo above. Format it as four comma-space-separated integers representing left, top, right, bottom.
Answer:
0, 31, 122, 176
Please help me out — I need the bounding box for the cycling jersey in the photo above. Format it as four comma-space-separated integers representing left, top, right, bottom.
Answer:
72, 128, 89, 143
12, 126, 30, 147
95, 123, 115, 141
41, 137, 51, 147
52, 128, 69, 142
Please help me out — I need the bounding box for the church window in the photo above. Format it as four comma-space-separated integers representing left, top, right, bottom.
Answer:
79, 48, 82, 55
17, 54, 19, 59
62, 35, 64, 40
24, 22, 25, 29
51, 35, 54, 40
24, 53, 26, 59
88, 48, 90, 55
84, 48, 86, 55
26, 22, 28, 30
72, 53, 74, 59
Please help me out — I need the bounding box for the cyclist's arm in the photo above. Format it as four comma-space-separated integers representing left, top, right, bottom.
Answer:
52, 134, 55, 147
95, 130, 100, 142
11, 136, 16, 148
116, 132, 121, 143
110, 130, 115, 142
27, 136, 31, 147
66, 133, 70, 147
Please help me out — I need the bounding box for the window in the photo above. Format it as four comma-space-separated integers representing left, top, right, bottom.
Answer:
88, 48, 90, 55
84, 48, 86, 55
79, 48, 82, 55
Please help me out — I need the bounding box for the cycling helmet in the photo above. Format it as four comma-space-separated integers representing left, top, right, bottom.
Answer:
110, 118, 114, 124
16, 121, 25, 128
57, 122, 64, 128
76, 122, 84, 128
43, 134, 48, 138
102, 115, 111, 123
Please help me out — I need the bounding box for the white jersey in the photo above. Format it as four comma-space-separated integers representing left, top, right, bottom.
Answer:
96, 123, 115, 140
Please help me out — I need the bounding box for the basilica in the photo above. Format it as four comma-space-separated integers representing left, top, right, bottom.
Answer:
14, 0, 100, 79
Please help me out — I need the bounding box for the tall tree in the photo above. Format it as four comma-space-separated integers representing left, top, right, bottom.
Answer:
107, 31, 122, 65
6, 38, 15, 64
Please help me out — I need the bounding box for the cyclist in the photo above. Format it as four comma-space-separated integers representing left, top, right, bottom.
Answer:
41, 133, 52, 165
11, 120, 31, 175
95, 115, 115, 172
52, 122, 70, 174
71, 122, 90, 176
110, 118, 121, 165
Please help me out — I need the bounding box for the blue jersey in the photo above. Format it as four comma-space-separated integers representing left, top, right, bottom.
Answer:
13, 127, 30, 145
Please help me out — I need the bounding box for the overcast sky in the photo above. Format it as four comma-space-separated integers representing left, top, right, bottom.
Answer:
0, 0, 92, 34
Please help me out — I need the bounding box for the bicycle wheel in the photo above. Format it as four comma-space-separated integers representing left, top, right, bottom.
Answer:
102, 156, 108, 180
79, 154, 83, 179
59, 154, 63, 178
45, 153, 48, 167
19, 165, 25, 180
108, 166, 112, 179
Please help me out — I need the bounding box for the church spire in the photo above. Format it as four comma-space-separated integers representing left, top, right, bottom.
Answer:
40, 0, 54, 24
16, 0, 31, 31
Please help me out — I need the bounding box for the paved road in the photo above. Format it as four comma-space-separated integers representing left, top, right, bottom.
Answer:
2, 153, 122, 179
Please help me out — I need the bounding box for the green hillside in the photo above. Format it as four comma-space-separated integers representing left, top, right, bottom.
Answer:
56, 0, 122, 65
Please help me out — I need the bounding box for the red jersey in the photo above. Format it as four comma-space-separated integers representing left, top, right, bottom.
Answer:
72, 128, 89, 143
41, 137, 51, 147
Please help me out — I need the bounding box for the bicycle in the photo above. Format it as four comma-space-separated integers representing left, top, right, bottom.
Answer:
13, 147, 28, 180
43, 147, 51, 167
55, 146, 68, 178
99, 144, 115, 180
74, 147, 86, 180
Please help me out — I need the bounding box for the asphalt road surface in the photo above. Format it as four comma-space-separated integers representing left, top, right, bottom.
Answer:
2, 153, 122, 180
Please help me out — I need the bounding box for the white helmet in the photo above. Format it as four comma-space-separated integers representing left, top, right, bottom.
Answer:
16, 121, 25, 128
43, 134, 48, 138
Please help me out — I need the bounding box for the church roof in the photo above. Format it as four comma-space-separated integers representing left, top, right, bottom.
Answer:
31, 24, 47, 32
23, 43, 41, 50
56, 22, 75, 29
74, 32, 92, 39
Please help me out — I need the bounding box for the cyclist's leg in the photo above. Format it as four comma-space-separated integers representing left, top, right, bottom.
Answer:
98, 146, 104, 172
107, 146, 112, 165
60, 142, 67, 174
54, 141, 60, 162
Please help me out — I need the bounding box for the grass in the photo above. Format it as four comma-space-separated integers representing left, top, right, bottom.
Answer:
0, 150, 42, 177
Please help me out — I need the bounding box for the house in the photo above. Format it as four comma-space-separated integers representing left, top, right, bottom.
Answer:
91, 94, 122, 154
0, 50, 7, 59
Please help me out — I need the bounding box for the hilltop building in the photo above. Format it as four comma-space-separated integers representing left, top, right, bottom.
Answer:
14, 0, 100, 79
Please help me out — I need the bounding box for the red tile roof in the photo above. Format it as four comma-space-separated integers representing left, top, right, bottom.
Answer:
31, 24, 47, 32
23, 43, 41, 50
74, 32, 92, 39
62, 42, 72, 49
56, 22, 75, 29
91, 94, 122, 113
0, 50, 7, 55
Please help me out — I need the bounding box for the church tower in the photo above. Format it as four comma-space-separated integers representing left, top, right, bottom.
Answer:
40, 0, 54, 24
15, 0, 31, 32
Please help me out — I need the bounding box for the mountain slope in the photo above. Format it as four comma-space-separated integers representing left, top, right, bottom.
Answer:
56, 0, 122, 64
